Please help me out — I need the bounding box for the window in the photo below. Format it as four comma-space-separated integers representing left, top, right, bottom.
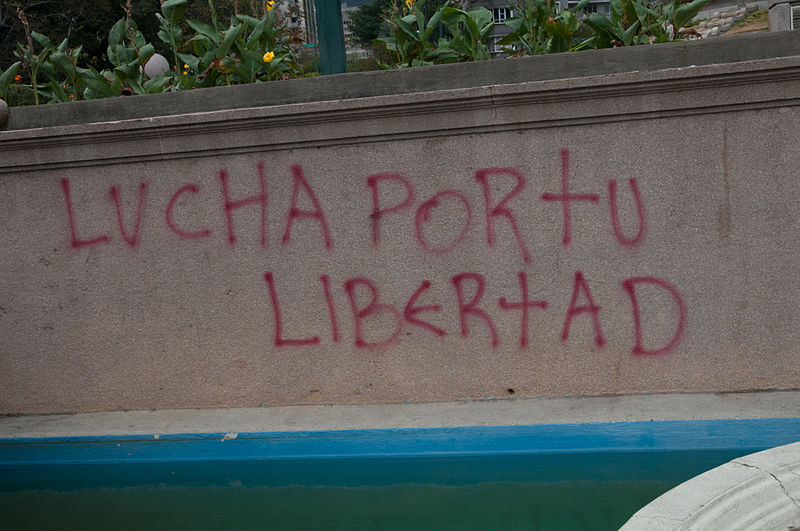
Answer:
793, 4, 799, 29
568, 1, 599, 12
493, 7, 513, 22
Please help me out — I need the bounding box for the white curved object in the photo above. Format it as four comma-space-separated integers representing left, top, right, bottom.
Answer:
622, 441, 800, 530
143, 53, 170, 78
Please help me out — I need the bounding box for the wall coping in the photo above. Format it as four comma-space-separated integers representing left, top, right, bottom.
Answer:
2, 391, 799, 438
2, 54, 799, 174
2, 30, 799, 132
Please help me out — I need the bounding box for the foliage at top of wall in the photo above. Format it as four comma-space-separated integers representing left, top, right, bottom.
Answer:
1, 0, 712, 106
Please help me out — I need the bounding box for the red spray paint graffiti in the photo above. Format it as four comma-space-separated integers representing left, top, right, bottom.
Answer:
58, 149, 687, 356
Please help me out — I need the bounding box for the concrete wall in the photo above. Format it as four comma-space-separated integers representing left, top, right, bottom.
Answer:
1, 35, 799, 414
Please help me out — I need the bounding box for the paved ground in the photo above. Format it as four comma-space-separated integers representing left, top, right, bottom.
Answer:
1, 391, 798, 438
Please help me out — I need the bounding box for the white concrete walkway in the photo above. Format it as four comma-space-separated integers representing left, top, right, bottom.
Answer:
1, 391, 798, 438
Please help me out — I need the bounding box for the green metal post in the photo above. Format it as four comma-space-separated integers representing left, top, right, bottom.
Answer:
314, 0, 347, 75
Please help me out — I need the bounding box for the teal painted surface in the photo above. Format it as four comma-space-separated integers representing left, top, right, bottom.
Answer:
0, 451, 749, 530
314, 0, 347, 74
2, 419, 795, 529
2, 418, 798, 465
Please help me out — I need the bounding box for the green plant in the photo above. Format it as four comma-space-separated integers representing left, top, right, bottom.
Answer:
582, 0, 710, 48
663, 0, 712, 39
34, 36, 87, 103
176, 5, 301, 87
2, 0, 303, 105
77, 1, 171, 99
0, 62, 23, 102
379, 0, 494, 67
380, 0, 458, 67
156, 0, 188, 74
439, 6, 495, 61
498, 0, 592, 55
2, 82, 35, 107
12, 8, 53, 105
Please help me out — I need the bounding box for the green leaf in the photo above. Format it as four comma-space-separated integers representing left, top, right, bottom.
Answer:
621, 20, 641, 45
114, 58, 140, 81
569, 36, 596, 51
496, 33, 521, 46
377, 36, 399, 52
503, 16, 526, 33
187, 20, 221, 43
422, 7, 447, 41
48, 51, 74, 76
247, 17, 270, 48
219, 23, 246, 57
176, 53, 200, 73
0, 61, 22, 98
582, 12, 620, 46
134, 30, 147, 50
83, 87, 106, 100
161, 0, 188, 25
467, 7, 493, 29
79, 71, 116, 97
570, 0, 592, 12
631, 0, 652, 26
31, 32, 53, 49
109, 18, 126, 46
414, 5, 426, 35
234, 14, 260, 28
139, 43, 155, 65
114, 43, 135, 65
479, 21, 495, 41
157, 29, 174, 45
396, 17, 420, 42
143, 76, 171, 93
38, 60, 57, 81
673, 0, 712, 29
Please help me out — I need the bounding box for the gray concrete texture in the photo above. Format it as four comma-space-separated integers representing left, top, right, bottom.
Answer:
0, 37, 799, 414
769, 0, 794, 32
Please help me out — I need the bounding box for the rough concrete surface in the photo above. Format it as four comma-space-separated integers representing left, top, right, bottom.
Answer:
0, 45, 799, 414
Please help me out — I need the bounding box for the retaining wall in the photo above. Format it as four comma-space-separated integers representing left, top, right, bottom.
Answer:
1, 32, 799, 414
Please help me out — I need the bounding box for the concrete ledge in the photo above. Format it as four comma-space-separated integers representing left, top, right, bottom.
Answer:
4, 30, 800, 131
621, 440, 800, 530
2, 391, 798, 438
3, 55, 799, 173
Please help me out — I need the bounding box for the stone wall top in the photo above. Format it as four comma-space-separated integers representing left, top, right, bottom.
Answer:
3, 30, 799, 132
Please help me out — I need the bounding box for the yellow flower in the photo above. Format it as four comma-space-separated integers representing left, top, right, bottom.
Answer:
183, 63, 190, 69
266, 0, 276, 11
263, 51, 275, 63
405, 0, 414, 8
